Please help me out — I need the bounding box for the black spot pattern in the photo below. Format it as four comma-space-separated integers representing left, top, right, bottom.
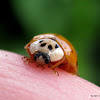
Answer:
48, 45, 52, 50
40, 43, 46, 47
39, 40, 44, 43
55, 44, 59, 48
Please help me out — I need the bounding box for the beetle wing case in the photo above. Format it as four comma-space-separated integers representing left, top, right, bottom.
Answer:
24, 33, 78, 75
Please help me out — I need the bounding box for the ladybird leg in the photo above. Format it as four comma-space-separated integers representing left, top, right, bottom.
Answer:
22, 56, 33, 63
76, 73, 79, 76
48, 64, 59, 76
51, 57, 65, 69
52, 68, 59, 76
48, 57, 65, 76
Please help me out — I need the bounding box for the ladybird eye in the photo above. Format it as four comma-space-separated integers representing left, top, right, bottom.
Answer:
39, 40, 44, 43
55, 44, 59, 48
48, 45, 52, 50
40, 43, 46, 47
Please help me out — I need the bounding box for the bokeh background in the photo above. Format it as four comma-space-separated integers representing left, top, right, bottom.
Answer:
0, 0, 100, 86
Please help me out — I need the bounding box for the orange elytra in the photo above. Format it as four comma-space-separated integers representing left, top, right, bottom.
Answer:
24, 33, 78, 76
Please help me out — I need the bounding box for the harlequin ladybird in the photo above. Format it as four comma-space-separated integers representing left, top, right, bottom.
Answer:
24, 33, 78, 76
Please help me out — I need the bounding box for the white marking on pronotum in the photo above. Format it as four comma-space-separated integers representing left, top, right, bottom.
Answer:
30, 39, 66, 62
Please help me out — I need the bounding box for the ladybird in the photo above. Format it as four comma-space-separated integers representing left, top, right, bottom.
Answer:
24, 33, 78, 76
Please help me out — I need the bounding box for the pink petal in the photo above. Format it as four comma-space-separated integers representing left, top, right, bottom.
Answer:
0, 50, 100, 100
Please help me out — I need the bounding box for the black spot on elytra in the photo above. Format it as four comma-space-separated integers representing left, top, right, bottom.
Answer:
39, 40, 44, 43
40, 43, 46, 47
55, 44, 59, 48
48, 45, 52, 50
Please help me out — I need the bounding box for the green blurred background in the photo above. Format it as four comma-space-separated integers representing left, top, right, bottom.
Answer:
0, 0, 100, 86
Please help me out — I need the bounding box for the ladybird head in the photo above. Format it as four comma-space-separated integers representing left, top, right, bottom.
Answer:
29, 39, 64, 65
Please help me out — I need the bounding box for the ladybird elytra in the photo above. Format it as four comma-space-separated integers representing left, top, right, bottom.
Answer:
24, 33, 78, 76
